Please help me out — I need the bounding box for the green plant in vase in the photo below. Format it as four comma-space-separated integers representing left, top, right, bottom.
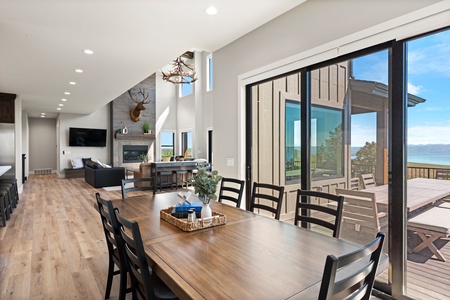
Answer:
190, 167, 222, 204
142, 121, 150, 134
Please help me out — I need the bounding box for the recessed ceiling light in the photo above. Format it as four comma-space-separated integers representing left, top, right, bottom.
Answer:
41, 112, 46, 115
41, 115, 45, 118
64, 92, 70, 95
59, 104, 64, 107
69, 82, 76, 85
205, 6, 217, 15
57, 108, 62, 111
75, 69, 83, 73
83, 49, 94, 55
61, 98, 67, 101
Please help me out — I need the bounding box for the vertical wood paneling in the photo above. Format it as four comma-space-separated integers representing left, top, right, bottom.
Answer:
330, 64, 338, 103
320, 68, 329, 101
273, 78, 286, 187
338, 65, 347, 102
258, 82, 273, 186
286, 74, 299, 95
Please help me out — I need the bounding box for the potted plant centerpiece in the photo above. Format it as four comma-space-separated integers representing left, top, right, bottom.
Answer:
191, 167, 222, 219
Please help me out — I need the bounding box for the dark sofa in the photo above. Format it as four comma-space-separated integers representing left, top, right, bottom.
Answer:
84, 160, 125, 188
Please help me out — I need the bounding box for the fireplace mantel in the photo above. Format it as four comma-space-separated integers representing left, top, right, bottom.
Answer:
115, 133, 155, 140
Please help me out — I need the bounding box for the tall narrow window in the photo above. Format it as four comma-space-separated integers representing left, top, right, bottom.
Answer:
285, 100, 301, 184
160, 131, 174, 160
179, 77, 194, 97
181, 131, 193, 158
206, 54, 213, 91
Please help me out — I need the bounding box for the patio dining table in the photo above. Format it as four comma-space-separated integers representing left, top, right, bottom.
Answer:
107, 192, 387, 300
362, 177, 450, 213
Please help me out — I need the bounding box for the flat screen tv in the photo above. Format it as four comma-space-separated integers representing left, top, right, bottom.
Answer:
69, 127, 107, 147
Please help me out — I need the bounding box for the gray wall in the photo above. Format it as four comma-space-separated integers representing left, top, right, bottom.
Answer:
29, 117, 57, 171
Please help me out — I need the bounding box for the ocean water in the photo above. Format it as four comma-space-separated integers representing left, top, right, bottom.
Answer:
408, 154, 450, 166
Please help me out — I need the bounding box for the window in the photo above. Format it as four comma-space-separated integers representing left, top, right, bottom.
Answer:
285, 100, 301, 184
311, 106, 343, 179
181, 131, 193, 158
206, 54, 213, 91
160, 131, 174, 159
179, 77, 194, 97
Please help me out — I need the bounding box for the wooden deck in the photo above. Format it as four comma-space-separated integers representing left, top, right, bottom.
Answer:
0, 174, 449, 299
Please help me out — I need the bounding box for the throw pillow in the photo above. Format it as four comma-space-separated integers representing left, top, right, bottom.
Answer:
71, 157, 84, 169
82, 157, 91, 167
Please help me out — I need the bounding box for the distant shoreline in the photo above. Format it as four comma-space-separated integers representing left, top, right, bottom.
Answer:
408, 162, 450, 168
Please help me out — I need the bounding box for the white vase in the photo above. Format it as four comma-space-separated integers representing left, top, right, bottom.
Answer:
201, 202, 212, 219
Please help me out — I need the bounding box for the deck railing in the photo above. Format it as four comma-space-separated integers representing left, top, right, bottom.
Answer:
351, 164, 450, 180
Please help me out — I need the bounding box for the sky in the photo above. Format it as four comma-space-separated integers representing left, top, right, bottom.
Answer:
351, 29, 450, 147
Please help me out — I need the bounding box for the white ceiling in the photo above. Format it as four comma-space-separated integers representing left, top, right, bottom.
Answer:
0, 0, 306, 119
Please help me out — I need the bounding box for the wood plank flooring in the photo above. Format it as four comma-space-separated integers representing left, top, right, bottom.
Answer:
1, 174, 449, 299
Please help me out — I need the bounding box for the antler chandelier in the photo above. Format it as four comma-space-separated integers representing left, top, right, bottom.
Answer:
162, 56, 198, 84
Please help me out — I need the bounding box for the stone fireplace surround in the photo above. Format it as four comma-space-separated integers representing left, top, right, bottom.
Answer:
110, 74, 156, 168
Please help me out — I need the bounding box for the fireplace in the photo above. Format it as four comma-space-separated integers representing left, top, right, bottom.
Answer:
123, 145, 149, 163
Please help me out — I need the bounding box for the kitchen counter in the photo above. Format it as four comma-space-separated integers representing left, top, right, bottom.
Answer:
0, 165, 12, 177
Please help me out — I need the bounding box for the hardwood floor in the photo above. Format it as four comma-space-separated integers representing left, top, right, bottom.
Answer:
2, 174, 447, 299
0, 174, 128, 299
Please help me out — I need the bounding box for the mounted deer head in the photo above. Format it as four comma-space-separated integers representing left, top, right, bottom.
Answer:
128, 88, 150, 122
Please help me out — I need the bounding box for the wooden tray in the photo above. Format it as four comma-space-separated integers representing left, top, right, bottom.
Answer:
160, 207, 227, 232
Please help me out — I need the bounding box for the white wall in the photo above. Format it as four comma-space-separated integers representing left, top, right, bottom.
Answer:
21, 110, 29, 186
212, 0, 450, 179
58, 104, 110, 172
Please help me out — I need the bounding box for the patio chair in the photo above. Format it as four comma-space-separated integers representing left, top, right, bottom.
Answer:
335, 189, 388, 247
361, 173, 376, 189
318, 232, 385, 300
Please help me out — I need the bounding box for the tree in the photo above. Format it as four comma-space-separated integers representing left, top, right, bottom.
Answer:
352, 141, 377, 177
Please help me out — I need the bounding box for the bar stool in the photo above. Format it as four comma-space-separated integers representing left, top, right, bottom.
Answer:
157, 171, 174, 192
173, 170, 188, 189
1, 178, 19, 206
0, 189, 11, 226
0, 179, 17, 208
0, 183, 14, 213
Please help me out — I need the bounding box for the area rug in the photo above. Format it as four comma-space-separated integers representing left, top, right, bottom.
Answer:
103, 183, 134, 192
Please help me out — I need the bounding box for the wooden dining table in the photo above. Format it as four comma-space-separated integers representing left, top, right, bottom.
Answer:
362, 177, 450, 213
109, 192, 386, 300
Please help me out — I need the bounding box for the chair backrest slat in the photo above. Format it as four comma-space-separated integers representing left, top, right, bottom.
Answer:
295, 190, 344, 238
319, 232, 385, 300
115, 209, 156, 299
360, 173, 376, 189
218, 177, 245, 208
249, 182, 284, 220
121, 178, 155, 199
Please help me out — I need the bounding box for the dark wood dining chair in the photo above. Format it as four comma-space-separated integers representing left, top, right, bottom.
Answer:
295, 190, 344, 238
319, 232, 386, 300
121, 178, 156, 199
95, 193, 130, 300
114, 210, 178, 300
218, 177, 245, 208
249, 182, 285, 220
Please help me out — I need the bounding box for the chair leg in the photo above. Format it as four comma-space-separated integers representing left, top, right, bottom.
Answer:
118, 268, 128, 300
104, 258, 114, 299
